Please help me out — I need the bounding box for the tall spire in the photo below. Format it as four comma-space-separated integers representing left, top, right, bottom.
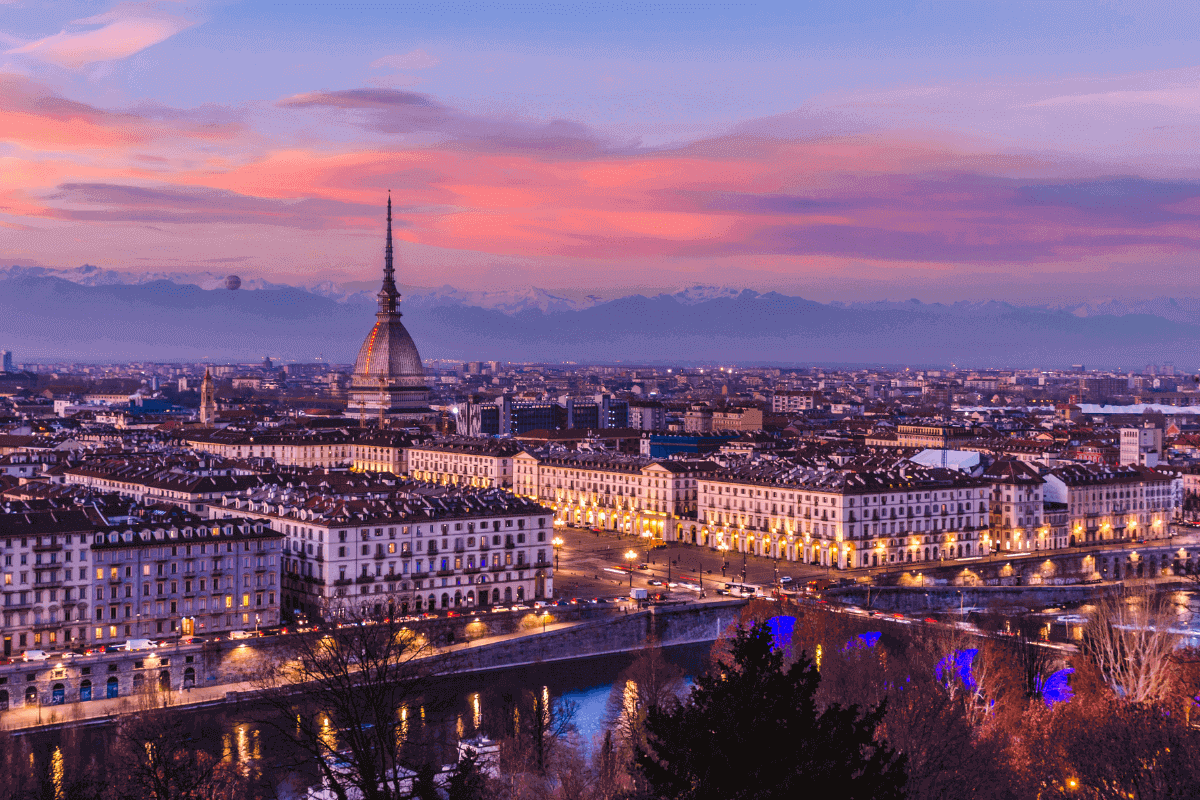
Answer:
377, 191, 400, 314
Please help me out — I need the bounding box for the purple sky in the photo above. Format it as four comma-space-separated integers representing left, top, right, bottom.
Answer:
2, 1, 1200, 302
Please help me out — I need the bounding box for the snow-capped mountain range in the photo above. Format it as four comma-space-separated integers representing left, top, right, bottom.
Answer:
8, 265, 1200, 327
6, 264, 1200, 366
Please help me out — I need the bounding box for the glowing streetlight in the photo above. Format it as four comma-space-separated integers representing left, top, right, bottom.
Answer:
625, 550, 637, 589
718, 542, 729, 577
552, 535, 564, 571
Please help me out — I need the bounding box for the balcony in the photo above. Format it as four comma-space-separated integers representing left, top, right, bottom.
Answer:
436, 569, 455, 577
356, 575, 374, 585
489, 564, 506, 573
333, 578, 352, 587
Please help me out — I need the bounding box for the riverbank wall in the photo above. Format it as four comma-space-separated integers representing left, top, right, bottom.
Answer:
826, 580, 1193, 612
1, 599, 747, 728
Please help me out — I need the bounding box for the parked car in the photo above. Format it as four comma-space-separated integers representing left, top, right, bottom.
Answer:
22, 650, 50, 662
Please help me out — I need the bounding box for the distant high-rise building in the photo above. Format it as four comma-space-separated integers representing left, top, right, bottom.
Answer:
1120, 424, 1162, 467
1, 350, 13, 372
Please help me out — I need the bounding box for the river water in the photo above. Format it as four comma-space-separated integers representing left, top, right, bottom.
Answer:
8, 641, 714, 798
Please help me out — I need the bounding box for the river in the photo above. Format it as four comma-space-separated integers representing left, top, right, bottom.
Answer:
5, 641, 715, 798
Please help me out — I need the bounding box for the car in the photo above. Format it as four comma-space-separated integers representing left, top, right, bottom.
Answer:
22, 650, 51, 661
179, 636, 205, 645
592, 598, 609, 604
646, 579, 663, 586
637, 563, 650, 570
228, 631, 253, 641
58, 652, 78, 661
779, 576, 794, 584
555, 599, 571, 606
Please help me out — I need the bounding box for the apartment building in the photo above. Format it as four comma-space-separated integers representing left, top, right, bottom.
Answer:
1044, 463, 1176, 546
88, 519, 282, 643
185, 428, 412, 473
513, 451, 716, 540
984, 459, 1045, 552
60, 458, 265, 515
697, 465, 991, 569
1, 508, 95, 657
771, 391, 821, 414
405, 438, 523, 489
216, 485, 553, 620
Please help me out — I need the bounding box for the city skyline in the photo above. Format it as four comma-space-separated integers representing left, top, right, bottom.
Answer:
3, 2, 1200, 302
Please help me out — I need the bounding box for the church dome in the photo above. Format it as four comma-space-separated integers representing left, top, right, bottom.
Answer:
348, 195, 431, 418
353, 315, 425, 385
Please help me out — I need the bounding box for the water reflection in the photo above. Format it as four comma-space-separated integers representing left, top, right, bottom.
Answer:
1, 642, 711, 799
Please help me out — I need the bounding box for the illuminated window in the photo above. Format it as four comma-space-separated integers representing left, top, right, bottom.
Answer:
242, 594, 249, 607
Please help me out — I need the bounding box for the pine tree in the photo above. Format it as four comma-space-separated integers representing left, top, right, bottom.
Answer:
635, 621, 906, 800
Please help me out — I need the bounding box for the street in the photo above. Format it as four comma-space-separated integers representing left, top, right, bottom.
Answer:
550, 525, 833, 600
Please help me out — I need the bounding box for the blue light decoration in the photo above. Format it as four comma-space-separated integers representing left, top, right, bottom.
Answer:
1037, 668, 1074, 707
935, 649, 979, 692
766, 615, 796, 656
842, 631, 882, 652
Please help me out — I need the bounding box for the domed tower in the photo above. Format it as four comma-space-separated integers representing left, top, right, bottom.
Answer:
348, 196, 431, 422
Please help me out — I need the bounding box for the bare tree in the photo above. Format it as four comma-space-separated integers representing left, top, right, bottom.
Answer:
1082, 584, 1183, 704
106, 707, 268, 800
603, 639, 687, 760
253, 593, 440, 800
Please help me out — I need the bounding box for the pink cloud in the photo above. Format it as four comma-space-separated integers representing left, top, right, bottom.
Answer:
7, 70, 1200, 297
7, 1, 197, 70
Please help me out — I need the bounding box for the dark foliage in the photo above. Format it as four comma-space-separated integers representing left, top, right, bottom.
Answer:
633, 621, 906, 800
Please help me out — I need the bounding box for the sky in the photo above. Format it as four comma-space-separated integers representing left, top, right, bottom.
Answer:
2, 0, 1200, 303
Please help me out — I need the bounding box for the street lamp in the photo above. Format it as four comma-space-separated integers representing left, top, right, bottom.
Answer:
641, 530, 652, 561
718, 542, 729, 577
625, 550, 637, 589
552, 536, 564, 571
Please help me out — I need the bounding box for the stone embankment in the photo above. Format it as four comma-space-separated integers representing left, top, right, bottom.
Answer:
1, 599, 746, 731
